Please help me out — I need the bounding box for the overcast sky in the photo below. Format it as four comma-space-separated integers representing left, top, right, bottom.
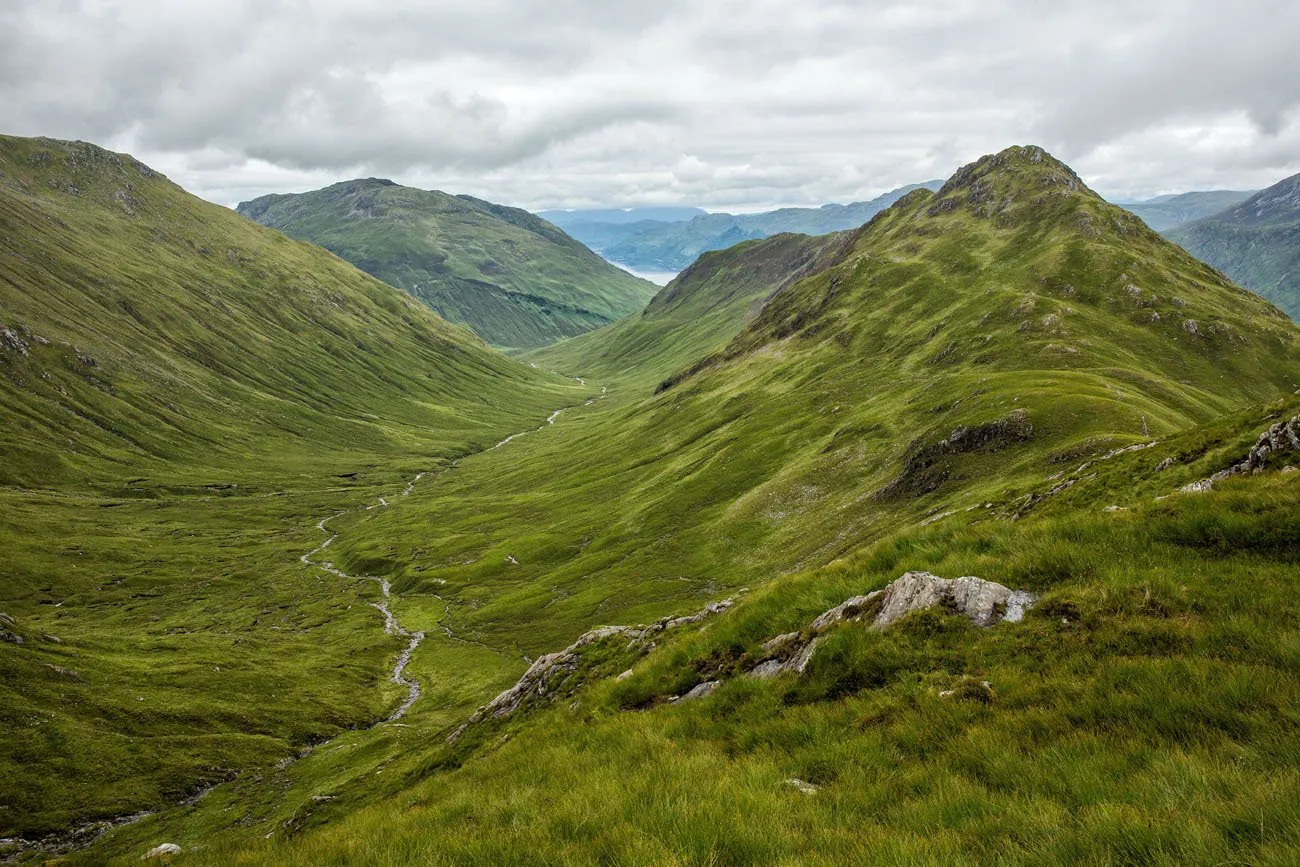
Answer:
3, 0, 1299, 211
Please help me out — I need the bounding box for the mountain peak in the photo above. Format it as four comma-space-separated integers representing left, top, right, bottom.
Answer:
911, 145, 1104, 224
937, 145, 1091, 199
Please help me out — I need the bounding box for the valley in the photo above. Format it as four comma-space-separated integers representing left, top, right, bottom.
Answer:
3, 138, 1300, 865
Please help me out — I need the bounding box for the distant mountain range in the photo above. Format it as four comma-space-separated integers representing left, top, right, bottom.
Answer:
538, 206, 707, 226
1115, 190, 1257, 232
237, 181, 656, 348
1168, 173, 1300, 321
542, 183, 944, 272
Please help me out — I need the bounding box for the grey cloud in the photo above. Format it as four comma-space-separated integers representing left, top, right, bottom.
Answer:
1, 0, 1298, 210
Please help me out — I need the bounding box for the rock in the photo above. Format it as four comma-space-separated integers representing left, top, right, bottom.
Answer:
1155, 457, 1175, 472
746, 572, 1035, 679
748, 638, 822, 680
785, 778, 819, 795
872, 572, 1036, 629
615, 669, 634, 681
1183, 319, 1199, 335
1103, 505, 1127, 513
1283, 466, 1299, 475
810, 596, 877, 632
674, 681, 719, 703
0, 630, 22, 645
142, 843, 182, 859
0, 325, 30, 355
0, 613, 14, 625
1177, 415, 1299, 493
760, 631, 802, 656
448, 597, 736, 742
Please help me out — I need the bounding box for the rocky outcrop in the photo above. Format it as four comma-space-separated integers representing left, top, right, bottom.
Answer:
1180, 414, 1300, 493
447, 599, 735, 742
748, 572, 1035, 680
142, 843, 182, 859
875, 412, 1033, 500
0, 612, 23, 645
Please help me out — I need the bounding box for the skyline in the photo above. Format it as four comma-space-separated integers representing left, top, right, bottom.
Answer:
3, 1, 1299, 211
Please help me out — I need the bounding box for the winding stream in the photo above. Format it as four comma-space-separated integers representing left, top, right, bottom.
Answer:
7, 378, 604, 861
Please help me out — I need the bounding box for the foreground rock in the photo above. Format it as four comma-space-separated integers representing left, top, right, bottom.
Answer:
748, 571, 1036, 680
448, 599, 735, 742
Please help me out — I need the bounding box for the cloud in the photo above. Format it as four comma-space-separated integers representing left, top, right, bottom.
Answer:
1, 0, 1298, 209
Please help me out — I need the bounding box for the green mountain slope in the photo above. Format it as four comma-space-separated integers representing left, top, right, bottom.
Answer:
562, 182, 944, 272
528, 231, 852, 387
83, 147, 1300, 864
1168, 173, 1300, 321
1117, 189, 1255, 231
236, 181, 657, 349
0, 134, 583, 841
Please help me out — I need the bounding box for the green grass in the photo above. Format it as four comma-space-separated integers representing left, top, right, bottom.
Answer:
237, 181, 657, 349
7, 142, 1300, 864
90, 398, 1300, 866
0, 133, 585, 839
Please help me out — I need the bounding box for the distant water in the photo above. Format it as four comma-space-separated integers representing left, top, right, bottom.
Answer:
613, 264, 679, 286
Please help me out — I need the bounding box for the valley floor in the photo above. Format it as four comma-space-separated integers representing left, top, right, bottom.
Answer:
6, 388, 1295, 866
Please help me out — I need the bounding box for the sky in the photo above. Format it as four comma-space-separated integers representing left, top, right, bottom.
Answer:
3, 0, 1300, 212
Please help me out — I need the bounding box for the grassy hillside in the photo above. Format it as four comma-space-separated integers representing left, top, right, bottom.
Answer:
0, 134, 584, 842
71, 146, 1300, 864
1118, 189, 1255, 231
527, 231, 852, 387
1168, 173, 1300, 321
135, 397, 1300, 866
237, 181, 657, 349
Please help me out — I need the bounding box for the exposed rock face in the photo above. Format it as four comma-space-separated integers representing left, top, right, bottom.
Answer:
875, 411, 1033, 500
1179, 414, 1300, 493
448, 599, 735, 742
748, 572, 1035, 680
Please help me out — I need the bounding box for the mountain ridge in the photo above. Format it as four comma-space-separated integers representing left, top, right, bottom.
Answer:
237, 180, 657, 348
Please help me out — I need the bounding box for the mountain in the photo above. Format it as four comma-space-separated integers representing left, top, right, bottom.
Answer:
65, 146, 1300, 864
537, 206, 708, 228
1167, 173, 1300, 321
11, 142, 1300, 865
529, 231, 852, 386
557, 182, 945, 272
1116, 189, 1256, 231
237, 181, 657, 349
0, 134, 581, 839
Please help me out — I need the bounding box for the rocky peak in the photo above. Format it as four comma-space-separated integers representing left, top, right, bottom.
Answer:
923, 145, 1100, 220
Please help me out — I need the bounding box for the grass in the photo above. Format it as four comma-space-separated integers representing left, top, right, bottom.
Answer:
97, 398, 1300, 865
6, 141, 1300, 864
0, 133, 584, 839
